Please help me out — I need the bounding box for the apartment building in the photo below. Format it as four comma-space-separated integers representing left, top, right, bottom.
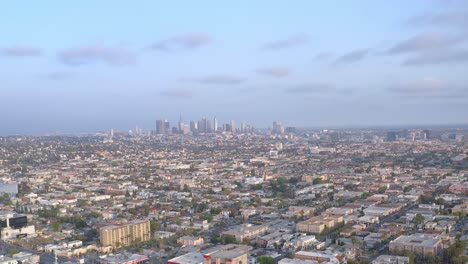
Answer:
202, 244, 251, 264
177, 236, 204, 247
372, 255, 410, 264
294, 251, 340, 264
296, 215, 343, 234
100, 219, 151, 248
389, 234, 443, 256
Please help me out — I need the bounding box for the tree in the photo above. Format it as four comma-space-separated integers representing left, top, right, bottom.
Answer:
312, 177, 325, 185
257, 256, 275, 264
203, 215, 214, 223
9, 248, 20, 256
412, 213, 425, 226
210, 207, 222, 215
222, 235, 237, 244
377, 186, 387, 194
443, 238, 467, 264
52, 221, 62, 232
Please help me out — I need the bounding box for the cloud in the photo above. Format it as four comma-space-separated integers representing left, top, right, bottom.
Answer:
149, 33, 212, 51
408, 9, 468, 29
334, 49, 369, 64
387, 78, 468, 98
314, 52, 332, 61
388, 78, 445, 94
387, 32, 464, 54
2, 47, 41, 57
189, 75, 246, 85
256, 67, 290, 78
160, 88, 193, 98
58, 46, 135, 66
46, 72, 72, 80
403, 49, 468, 65
262, 34, 308, 50
285, 83, 334, 94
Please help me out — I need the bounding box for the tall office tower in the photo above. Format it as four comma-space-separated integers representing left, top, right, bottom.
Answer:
206, 120, 212, 133
213, 116, 218, 132
272, 121, 284, 134
155, 120, 164, 134
198, 117, 207, 133
240, 122, 245, 133
178, 115, 184, 134
190, 121, 197, 132
230, 120, 235, 133
272, 121, 279, 134
422, 129, 430, 140
164, 120, 170, 134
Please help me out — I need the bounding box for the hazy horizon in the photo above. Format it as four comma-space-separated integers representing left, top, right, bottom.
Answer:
2, 1, 468, 135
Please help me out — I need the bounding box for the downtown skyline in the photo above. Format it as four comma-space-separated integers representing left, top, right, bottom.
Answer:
2, 0, 468, 135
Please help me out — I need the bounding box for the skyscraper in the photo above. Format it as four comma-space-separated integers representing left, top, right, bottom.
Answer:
190, 121, 197, 132
213, 116, 218, 132
230, 120, 235, 133
156, 119, 170, 135
155, 120, 164, 134
178, 115, 184, 134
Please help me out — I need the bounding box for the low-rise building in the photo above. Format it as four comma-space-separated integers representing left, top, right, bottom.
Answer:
177, 236, 204, 247
202, 244, 251, 264
372, 255, 410, 264
296, 215, 343, 234
389, 234, 443, 256
294, 250, 340, 264
168, 252, 203, 264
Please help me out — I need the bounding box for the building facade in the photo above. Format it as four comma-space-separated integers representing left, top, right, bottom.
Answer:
100, 219, 151, 248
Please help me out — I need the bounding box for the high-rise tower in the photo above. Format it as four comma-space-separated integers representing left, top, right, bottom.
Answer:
213, 116, 218, 132
178, 114, 184, 133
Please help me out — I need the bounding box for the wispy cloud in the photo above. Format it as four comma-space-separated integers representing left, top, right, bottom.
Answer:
149, 33, 212, 51
408, 9, 468, 29
160, 88, 193, 98
314, 52, 333, 61
403, 49, 468, 66
388, 78, 445, 94
262, 34, 308, 50
58, 46, 135, 66
285, 83, 334, 94
188, 74, 246, 85
387, 32, 465, 54
256, 67, 290, 78
2, 47, 41, 57
387, 78, 468, 98
46, 72, 72, 80
334, 49, 370, 64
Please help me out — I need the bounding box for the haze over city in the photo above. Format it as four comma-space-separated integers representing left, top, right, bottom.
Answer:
0, 2, 468, 264
2, 0, 468, 135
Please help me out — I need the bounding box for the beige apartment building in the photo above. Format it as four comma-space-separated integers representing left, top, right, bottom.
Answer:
389, 234, 443, 256
296, 215, 343, 234
177, 236, 204, 247
202, 244, 251, 264
100, 219, 151, 248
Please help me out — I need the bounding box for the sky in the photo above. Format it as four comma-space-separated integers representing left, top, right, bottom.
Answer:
1, 0, 468, 135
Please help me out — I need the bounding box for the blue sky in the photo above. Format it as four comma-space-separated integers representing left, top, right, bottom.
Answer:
1, 0, 468, 134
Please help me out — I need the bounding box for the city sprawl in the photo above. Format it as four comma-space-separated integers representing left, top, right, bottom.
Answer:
0, 123, 466, 264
